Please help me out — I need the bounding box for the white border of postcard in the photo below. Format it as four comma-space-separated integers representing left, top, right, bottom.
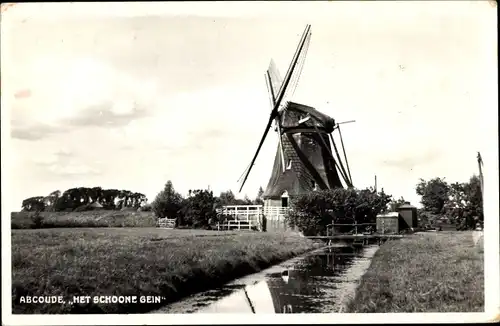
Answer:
2, 1, 498, 324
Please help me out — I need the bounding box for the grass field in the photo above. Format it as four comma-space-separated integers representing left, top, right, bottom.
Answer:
347, 231, 484, 313
11, 227, 321, 314
11, 211, 157, 229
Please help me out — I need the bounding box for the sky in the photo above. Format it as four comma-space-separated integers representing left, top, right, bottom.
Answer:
1, 1, 497, 211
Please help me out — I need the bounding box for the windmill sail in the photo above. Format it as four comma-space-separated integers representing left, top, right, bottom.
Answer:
239, 25, 312, 193
267, 59, 282, 104
275, 27, 312, 112
239, 24, 353, 199
279, 30, 311, 110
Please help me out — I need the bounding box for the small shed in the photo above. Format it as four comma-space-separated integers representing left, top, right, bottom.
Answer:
398, 202, 418, 228
376, 212, 400, 234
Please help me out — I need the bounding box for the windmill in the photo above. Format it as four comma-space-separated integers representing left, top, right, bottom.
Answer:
238, 25, 354, 214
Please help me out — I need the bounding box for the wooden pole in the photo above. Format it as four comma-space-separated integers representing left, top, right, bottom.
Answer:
477, 152, 484, 228
477, 152, 484, 196
374, 175, 377, 192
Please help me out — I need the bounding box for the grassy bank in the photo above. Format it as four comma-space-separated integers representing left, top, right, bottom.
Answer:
11, 211, 156, 229
12, 228, 321, 314
347, 231, 484, 313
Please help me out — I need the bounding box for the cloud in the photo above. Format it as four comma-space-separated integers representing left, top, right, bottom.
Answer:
11, 124, 66, 141
30, 148, 101, 177
65, 101, 149, 128
9, 56, 158, 141
379, 148, 442, 171
32, 150, 74, 166
47, 163, 102, 177
11, 101, 151, 141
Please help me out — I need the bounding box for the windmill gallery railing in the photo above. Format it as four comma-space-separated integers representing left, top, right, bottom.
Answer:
215, 205, 292, 231
216, 205, 262, 231
264, 206, 293, 232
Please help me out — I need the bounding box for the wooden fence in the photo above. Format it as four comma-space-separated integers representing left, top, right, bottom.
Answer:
157, 218, 176, 229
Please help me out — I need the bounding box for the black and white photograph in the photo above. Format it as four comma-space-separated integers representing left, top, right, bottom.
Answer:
1, 1, 498, 324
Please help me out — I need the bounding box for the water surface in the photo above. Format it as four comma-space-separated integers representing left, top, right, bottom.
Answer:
155, 244, 379, 314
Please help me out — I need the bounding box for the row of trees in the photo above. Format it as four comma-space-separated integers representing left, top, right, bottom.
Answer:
151, 181, 265, 228
21, 173, 482, 232
21, 187, 148, 212
415, 175, 483, 229
151, 180, 394, 234
282, 174, 483, 236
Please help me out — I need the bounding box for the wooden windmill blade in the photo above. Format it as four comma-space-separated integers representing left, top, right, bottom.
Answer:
239, 25, 312, 193
276, 25, 312, 113
309, 121, 350, 187
328, 133, 352, 188
265, 73, 286, 172
267, 59, 283, 103
336, 124, 353, 186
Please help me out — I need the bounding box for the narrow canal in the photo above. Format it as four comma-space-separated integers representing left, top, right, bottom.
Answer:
154, 243, 379, 314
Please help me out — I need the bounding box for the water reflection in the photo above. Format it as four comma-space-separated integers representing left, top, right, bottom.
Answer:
159, 245, 378, 314
260, 246, 360, 314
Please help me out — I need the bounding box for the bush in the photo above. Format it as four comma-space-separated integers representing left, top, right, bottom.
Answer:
286, 188, 392, 236
181, 189, 217, 228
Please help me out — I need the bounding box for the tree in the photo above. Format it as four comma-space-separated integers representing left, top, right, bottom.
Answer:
447, 175, 483, 229
43, 190, 61, 211
254, 186, 264, 205
181, 189, 217, 228
90, 187, 103, 203
132, 192, 147, 208
388, 196, 406, 212
465, 175, 483, 220
151, 181, 183, 220
242, 195, 253, 205
24, 186, 147, 212
21, 196, 46, 212
216, 190, 237, 206
416, 177, 450, 214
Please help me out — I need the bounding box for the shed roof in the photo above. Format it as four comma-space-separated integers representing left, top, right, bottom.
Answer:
377, 212, 399, 218
399, 203, 416, 209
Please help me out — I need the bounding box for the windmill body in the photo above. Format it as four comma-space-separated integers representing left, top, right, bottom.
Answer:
263, 101, 344, 207
239, 25, 354, 223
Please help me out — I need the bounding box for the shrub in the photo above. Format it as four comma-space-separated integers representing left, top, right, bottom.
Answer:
286, 188, 392, 236
181, 189, 217, 228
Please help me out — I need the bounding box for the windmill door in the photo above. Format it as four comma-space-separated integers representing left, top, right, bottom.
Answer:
281, 191, 289, 208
